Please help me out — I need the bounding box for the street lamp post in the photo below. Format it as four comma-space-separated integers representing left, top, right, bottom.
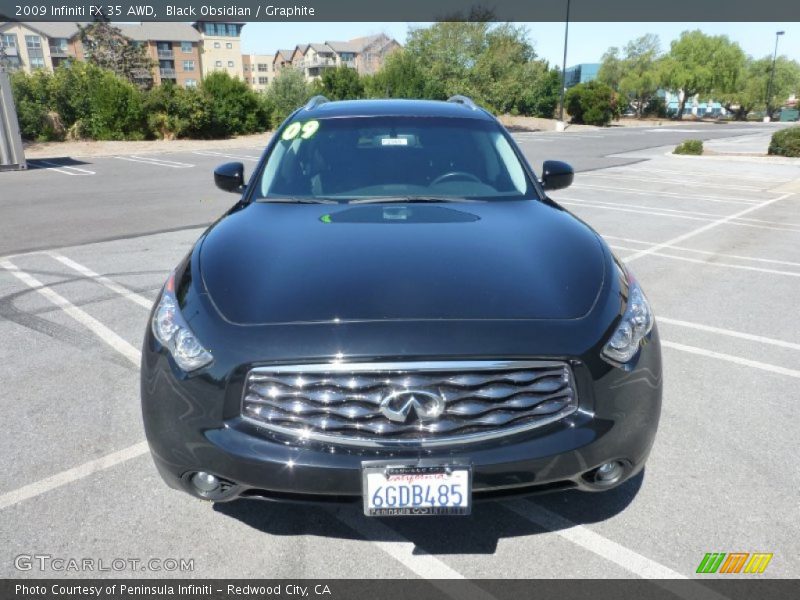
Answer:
557, 0, 571, 130
765, 30, 785, 121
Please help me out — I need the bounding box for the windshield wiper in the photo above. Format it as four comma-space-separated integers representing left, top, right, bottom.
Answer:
349, 196, 481, 205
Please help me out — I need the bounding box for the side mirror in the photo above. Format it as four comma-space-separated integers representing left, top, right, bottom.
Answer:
541, 160, 574, 191
214, 162, 245, 194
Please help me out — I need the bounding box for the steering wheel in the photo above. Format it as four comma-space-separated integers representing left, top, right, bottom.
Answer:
431, 171, 482, 186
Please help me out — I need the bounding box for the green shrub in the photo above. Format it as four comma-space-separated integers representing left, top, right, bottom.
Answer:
9, 70, 60, 141
565, 81, 618, 126
673, 139, 704, 155
200, 71, 269, 137
143, 83, 213, 139
767, 126, 800, 157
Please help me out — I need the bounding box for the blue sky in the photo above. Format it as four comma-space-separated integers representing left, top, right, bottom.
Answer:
241, 22, 799, 66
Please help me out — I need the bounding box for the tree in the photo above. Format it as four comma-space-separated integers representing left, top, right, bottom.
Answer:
376, 20, 559, 117
660, 30, 745, 119
363, 49, 440, 99
265, 68, 311, 128
618, 35, 661, 118
77, 21, 155, 88
721, 56, 800, 119
598, 47, 623, 91
317, 66, 364, 100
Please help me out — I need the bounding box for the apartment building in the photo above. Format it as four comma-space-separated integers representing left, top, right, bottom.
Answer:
125, 23, 201, 88
193, 21, 244, 79
242, 53, 275, 91
272, 49, 294, 74
0, 21, 202, 88
287, 34, 401, 81
0, 21, 85, 72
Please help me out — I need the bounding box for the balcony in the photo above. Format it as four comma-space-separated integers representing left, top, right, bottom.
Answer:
49, 45, 68, 57
157, 49, 174, 59
301, 56, 336, 69
159, 68, 177, 79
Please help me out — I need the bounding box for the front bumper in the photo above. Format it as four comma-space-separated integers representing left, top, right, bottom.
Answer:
141, 327, 662, 505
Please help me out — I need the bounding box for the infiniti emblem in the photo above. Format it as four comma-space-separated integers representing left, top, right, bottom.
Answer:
379, 390, 446, 424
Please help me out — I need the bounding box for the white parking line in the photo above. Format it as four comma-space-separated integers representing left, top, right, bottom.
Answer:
560, 200, 710, 223
581, 172, 764, 192
0, 443, 149, 511
658, 317, 800, 351
192, 150, 260, 161
504, 500, 686, 578
28, 160, 96, 176
662, 341, 800, 379
562, 199, 800, 234
611, 244, 800, 277
602, 235, 800, 267
624, 193, 794, 263
47, 252, 154, 309
0, 259, 141, 365
616, 166, 789, 184
570, 183, 760, 205
113, 155, 194, 168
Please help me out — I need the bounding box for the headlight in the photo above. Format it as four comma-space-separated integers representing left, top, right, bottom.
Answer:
152, 273, 213, 371
602, 272, 654, 365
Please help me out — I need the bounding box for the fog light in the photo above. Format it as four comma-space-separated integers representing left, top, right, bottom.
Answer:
595, 461, 624, 484
191, 471, 220, 493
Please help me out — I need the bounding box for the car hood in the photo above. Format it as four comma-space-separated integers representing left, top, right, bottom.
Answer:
198, 200, 606, 325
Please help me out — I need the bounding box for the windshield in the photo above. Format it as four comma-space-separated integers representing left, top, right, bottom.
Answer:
254, 116, 536, 202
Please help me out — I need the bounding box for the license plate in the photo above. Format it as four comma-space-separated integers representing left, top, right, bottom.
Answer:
362, 464, 472, 516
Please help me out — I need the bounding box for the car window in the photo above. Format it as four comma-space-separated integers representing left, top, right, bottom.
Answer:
255, 116, 535, 201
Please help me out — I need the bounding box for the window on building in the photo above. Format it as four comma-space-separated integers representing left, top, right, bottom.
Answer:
226, 42, 233, 49
215, 60, 222, 67
227, 60, 234, 68
183, 60, 195, 71
227, 24, 238, 37
203, 23, 215, 35
213, 42, 220, 49
258, 63, 267, 72
1, 33, 17, 48
181, 41, 192, 53
25, 35, 45, 68
259, 77, 268, 85
185, 79, 197, 88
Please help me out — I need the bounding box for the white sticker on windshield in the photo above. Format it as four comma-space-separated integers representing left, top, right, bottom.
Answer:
381, 137, 408, 146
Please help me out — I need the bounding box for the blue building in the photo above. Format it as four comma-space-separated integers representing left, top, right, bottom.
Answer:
564, 63, 600, 88
661, 90, 727, 117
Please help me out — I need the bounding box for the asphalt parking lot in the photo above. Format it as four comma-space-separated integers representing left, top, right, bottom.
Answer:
1, 124, 798, 582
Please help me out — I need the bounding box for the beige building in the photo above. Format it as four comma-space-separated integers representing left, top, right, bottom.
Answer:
242, 53, 275, 91
193, 21, 244, 79
0, 21, 85, 73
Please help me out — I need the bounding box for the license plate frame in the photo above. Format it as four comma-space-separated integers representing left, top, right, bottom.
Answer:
361, 462, 472, 517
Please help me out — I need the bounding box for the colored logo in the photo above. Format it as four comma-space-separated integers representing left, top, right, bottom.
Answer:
696, 552, 773, 574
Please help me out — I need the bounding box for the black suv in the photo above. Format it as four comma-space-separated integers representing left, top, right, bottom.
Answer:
141, 96, 661, 516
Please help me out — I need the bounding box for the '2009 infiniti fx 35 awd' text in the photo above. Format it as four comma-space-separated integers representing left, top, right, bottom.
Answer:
141, 96, 661, 516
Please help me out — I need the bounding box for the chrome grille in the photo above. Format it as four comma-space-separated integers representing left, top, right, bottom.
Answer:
241, 361, 578, 447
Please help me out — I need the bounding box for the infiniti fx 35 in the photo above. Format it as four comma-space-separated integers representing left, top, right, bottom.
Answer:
141, 96, 661, 516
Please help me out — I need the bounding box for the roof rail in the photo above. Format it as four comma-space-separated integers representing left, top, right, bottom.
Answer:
304, 95, 330, 111
447, 95, 478, 110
